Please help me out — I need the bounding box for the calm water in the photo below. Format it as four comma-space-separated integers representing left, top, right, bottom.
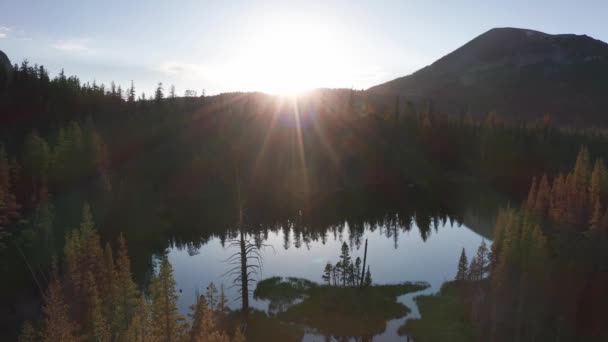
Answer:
166, 214, 491, 341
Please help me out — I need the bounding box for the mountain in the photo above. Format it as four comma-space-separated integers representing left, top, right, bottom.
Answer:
368, 28, 608, 125
0, 50, 12, 89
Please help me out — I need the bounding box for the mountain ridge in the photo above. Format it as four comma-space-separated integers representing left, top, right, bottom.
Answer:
368, 27, 608, 125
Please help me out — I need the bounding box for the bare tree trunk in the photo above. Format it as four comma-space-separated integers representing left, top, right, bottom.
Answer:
240, 230, 249, 317
360, 239, 368, 287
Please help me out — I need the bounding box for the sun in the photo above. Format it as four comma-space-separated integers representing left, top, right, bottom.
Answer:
236, 19, 350, 95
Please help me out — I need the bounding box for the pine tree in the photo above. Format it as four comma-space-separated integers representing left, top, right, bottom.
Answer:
125, 296, 154, 342
154, 83, 164, 103
127, 81, 136, 103
42, 269, 78, 342
339, 242, 351, 286
354, 257, 362, 285
18, 321, 37, 342
113, 234, 139, 338
476, 239, 490, 278
363, 266, 372, 287
169, 85, 176, 99
83, 271, 110, 342
322, 263, 332, 285
150, 255, 184, 342
468, 255, 480, 281
456, 248, 468, 280
102, 243, 117, 334
189, 294, 229, 342
206, 282, 218, 310
333, 260, 341, 286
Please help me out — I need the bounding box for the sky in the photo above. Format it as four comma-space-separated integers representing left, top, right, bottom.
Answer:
1, 0, 607, 96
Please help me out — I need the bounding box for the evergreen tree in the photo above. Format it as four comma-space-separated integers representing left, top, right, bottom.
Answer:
169, 85, 176, 99
354, 257, 362, 286
127, 81, 136, 103
339, 242, 351, 286
42, 269, 78, 342
363, 266, 372, 287
476, 239, 490, 278
333, 260, 341, 286
18, 321, 37, 342
125, 296, 154, 342
150, 255, 184, 342
456, 248, 468, 280
189, 294, 229, 342
113, 233, 139, 338
102, 243, 116, 324
83, 271, 110, 342
468, 255, 480, 281
206, 282, 218, 310
322, 262, 332, 285
154, 83, 164, 103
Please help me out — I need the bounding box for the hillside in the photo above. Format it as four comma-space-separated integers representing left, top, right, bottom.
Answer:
368, 28, 608, 125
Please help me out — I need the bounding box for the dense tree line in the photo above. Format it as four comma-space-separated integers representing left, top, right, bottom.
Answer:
4, 57, 608, 339
453, 146, 608, 341
17, 203, 242, 342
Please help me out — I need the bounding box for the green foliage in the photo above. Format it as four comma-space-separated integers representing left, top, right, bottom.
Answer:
254, 276, 428, 338
18, 321, 38, 342
150, 254, 184, 342
399, 281, 475, 342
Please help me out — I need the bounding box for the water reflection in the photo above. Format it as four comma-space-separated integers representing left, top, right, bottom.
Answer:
139, 185, 506, 340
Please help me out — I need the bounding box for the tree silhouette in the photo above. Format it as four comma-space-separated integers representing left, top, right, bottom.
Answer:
456, 248, 468, 281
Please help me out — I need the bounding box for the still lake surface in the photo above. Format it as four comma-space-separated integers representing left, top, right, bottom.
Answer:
166, 211, 492, 340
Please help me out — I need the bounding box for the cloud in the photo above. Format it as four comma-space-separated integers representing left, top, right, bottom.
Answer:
52, 39, 93, 53
0, 26, 10, 39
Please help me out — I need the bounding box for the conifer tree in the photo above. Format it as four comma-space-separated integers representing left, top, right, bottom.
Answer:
42, 268, 78, 342
456, 248, 468, 280
126, 296, 154, 342
322, 263, 332, 285
206, 282, 218, 310
154, 83, 164, 103
18, 321, 37, 342
113, 234, 140, 338
169, 85, 176, 99
363, 266, 372, 287
83, 271, 110, 342
127, 81, 136, 103
150, 255, 184, 342
476, 239, 490, 278
101, 244, 119, 340
354, 257, 362, 285
468, 255, 480, 281
339, 242, 351, 286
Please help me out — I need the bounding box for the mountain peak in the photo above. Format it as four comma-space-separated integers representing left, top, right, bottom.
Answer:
368, 28, 608, 125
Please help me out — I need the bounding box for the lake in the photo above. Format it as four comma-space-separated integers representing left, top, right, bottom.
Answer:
167, 207, 492, 341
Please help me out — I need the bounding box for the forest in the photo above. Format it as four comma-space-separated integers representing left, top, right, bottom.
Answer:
2, 56, 608, 341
